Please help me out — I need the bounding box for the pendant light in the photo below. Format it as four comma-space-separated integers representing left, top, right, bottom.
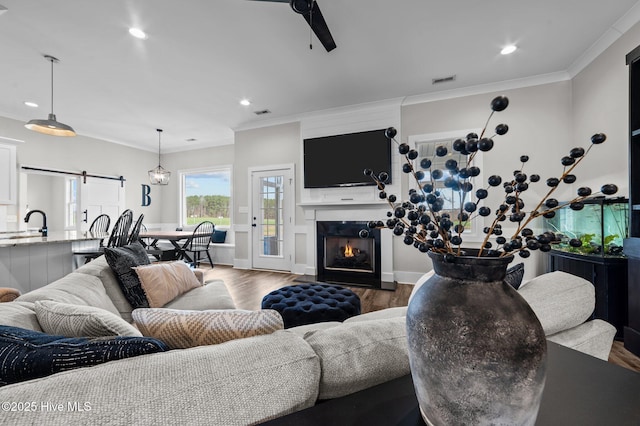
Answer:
148, 129, 171, 185
25, 55, 76, 137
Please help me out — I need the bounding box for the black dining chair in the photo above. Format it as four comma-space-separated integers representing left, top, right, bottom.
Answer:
76, 209, 133, 264
88, 214, 111, 244
107, 209, 134, 248
179, 221, 215, 267
127, 213, 145, 245
72, 213, 111, 265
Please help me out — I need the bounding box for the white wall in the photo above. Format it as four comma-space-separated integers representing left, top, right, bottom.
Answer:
0, 115, 161, 229
399, 81, 574, 280
571, 21, 640, 198
233, 122, 301, 264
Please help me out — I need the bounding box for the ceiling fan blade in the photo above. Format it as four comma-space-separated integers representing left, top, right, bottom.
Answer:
300, 1, 337, 52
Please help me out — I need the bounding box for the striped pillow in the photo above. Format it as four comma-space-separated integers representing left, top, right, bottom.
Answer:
132, 308, 284, 349
35, 300, 141, 337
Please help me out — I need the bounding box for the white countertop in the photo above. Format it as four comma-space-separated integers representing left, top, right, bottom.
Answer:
0, 231, 109, 247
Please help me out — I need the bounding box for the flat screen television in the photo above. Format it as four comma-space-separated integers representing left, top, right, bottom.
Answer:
303, 128, 392, 188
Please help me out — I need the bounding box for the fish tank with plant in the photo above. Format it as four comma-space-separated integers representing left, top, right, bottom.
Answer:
543, 197, 628, 257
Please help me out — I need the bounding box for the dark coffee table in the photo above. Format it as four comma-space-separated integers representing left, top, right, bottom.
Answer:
262, 342, 640, 425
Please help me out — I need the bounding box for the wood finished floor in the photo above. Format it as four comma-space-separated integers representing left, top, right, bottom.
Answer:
203, 265, 640, 373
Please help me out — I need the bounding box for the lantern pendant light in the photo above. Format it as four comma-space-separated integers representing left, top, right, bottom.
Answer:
25, 55, 76, 137
148, 128, 171, 185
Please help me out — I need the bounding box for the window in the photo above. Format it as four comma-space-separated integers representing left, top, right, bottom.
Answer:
179, 167, 232, 228
409, 130, 483, 240
65, 177, 77, 229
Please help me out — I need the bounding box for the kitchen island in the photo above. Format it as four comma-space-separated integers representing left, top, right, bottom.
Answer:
0, 230, 109, 294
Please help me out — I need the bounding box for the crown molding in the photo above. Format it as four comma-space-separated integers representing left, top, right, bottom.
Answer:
567, 1, 640, 78
401, 71, 571, 106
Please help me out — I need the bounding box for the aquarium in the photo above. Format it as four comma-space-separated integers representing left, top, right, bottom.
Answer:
544, 197, 629, 257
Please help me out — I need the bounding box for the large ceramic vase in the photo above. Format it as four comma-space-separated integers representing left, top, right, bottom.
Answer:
407, 250, 547, 426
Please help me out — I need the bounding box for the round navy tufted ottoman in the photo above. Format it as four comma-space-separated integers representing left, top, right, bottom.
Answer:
261, 283, 361, 329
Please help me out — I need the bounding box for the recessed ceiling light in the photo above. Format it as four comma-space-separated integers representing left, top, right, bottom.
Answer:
240, 99, 251, 106
24, 101, 38, 108
501, 45, 517, 55
129, 27, 148, 40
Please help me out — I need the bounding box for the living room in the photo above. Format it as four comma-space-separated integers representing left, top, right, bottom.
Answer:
0, 2, 636, 283
1, 2, 640, 424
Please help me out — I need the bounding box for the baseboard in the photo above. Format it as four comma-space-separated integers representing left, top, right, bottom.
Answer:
233, 258, 251, 269
292, 263, 307, 275
394, 271, 426, 285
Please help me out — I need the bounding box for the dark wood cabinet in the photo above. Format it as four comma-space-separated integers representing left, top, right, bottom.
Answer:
547, 250, 627, 339
624, 45, 640, 355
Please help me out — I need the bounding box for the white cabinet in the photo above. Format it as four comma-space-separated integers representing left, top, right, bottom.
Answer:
0, 142, 17, 204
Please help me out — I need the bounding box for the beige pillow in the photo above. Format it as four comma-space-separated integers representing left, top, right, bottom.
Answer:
34, 300, 142, 337
133, 262, 203, 308
132, 308, 284, 349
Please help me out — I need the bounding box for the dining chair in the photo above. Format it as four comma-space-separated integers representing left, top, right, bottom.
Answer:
76, 209, 133, 264
72, 213, 111, 265
179, 221, 215, 267
89, 214, 111, 241
127, 213, 145, 245
107, 209, 134, 248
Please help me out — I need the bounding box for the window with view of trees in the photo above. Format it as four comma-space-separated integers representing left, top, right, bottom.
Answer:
180, 168, 231, 228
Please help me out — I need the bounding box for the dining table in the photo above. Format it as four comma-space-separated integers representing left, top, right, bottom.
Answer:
139, 230, 211, 264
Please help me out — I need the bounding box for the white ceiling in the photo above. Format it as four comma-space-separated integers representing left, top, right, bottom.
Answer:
1, 0, 639, 153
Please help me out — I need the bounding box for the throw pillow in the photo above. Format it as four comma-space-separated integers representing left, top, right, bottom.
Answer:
104, 241, 150, 309
0, 301, 42, 332
132, 308, 284, 349
211, 230, 227, 243
0, 325, 168, 387
34, 300, 142, 338
133, 261, 203, 308
505, 263, 525, 289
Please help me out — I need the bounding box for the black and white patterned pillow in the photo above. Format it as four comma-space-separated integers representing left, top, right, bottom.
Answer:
0, 325, 168, 386
104, 241, 151, 308
505, 263, 525, 290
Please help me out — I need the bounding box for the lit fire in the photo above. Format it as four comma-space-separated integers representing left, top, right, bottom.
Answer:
344, 242, 354, 257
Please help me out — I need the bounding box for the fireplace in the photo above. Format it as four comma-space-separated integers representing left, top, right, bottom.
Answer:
316, 221, 381, 288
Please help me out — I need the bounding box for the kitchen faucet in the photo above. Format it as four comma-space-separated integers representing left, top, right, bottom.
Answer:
24, 210, 48, 237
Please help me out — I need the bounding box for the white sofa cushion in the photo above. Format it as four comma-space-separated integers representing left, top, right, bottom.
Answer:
0, 301, 42, 332
35, 300, 142, 338
74, 256, 135, 321
344, 306, 407, 323
163, 280, 235, 311
518, 271, 595, 336
0, 330, 321, 426
303, 316, 410, 399
547, 319, 616, 361
16, 272, 121, 317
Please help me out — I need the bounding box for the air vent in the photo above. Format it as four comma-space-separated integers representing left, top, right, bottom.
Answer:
254, 109, 271, 116
432, 75, 456, 85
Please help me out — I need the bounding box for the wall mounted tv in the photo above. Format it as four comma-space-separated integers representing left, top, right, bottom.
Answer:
303, 128, 392, 188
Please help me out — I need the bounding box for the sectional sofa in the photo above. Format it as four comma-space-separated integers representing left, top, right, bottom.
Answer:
0, 254, 616, 425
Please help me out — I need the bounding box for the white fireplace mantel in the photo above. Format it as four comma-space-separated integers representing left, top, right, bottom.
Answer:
301, 203, 394, 284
